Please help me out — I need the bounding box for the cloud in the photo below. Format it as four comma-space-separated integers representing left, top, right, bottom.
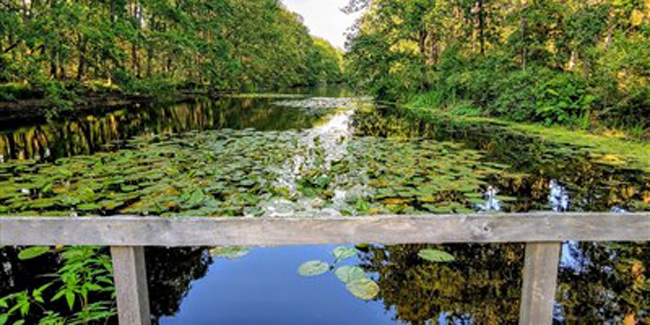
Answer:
282, 0, 361, 49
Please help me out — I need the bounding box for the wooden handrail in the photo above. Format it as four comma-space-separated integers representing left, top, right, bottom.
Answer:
1, 212, 649, 324
1, 212, 649, 246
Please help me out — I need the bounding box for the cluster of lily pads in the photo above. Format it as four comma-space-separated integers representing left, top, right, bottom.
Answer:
298, 246, 455, 300
328, 137, 518, 214
0, 129, 308, 216
0, 123, 520, 216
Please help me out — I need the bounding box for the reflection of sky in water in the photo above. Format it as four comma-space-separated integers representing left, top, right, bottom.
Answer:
160, 246, 398, 325
263, 99, 371, 218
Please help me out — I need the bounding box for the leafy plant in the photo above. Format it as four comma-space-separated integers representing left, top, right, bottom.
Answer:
0, 246, 116, 324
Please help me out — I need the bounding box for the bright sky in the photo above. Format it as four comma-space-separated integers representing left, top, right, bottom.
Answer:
281, 0, 362, 49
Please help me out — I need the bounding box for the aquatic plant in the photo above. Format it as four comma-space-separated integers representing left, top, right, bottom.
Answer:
298, 246, 379, 300
0, 247, 115, 324
298, 245, 455, 301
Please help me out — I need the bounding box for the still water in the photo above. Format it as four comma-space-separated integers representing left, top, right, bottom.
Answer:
1, 87, 648, 323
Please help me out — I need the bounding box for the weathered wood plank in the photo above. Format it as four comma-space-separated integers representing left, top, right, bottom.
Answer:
1, 212, 649, 246
111, 246, 151, 325
519, 242, 562, 325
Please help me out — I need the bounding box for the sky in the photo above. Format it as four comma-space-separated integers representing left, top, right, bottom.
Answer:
281, 0, 362, 49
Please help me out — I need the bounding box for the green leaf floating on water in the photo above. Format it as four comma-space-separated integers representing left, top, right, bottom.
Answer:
18, 246, 51, 260
418, 249, 455, 262
333, 246, 360, 262
298, 260, 330, 276
78, 186, 95, 203
186, 189, 205, 207
335, 266, 366, 283
210, 246, 249, 260
346, 279, 380, 300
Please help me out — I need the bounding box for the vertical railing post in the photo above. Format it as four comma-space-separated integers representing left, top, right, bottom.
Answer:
111, 246, 151, 325
519, 242, 562, 325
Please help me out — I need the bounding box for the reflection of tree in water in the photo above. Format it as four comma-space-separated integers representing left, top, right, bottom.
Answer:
358, 244, 524, 324
353, 108, 650, 212
0, 98, 326, 161
358, 243, 650, 324
146, 247, 213, 323
557, 242, 650, 323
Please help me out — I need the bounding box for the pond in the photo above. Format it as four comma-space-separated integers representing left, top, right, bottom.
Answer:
1, 87, 649, 324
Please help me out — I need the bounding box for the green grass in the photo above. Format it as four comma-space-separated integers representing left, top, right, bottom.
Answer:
404, 105, 650, 173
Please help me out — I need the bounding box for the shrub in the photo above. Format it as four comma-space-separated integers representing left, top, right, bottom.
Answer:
490, 67, 597, 125
0, 83, 37, 101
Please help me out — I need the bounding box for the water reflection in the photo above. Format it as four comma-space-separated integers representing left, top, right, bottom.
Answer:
0, 97, 330, 162
352, 108, 650, 213
146, 247, 213, 323
1, 90, 649, 323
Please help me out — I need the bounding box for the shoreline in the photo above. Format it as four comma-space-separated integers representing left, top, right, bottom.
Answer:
0, 90, 220, 125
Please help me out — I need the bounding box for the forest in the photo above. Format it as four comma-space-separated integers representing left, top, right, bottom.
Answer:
344, 0, 650, 135
1, 1, 650, 324
0, 0, 342, 107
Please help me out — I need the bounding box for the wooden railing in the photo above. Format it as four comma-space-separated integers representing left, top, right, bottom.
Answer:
2, 212, 649, 324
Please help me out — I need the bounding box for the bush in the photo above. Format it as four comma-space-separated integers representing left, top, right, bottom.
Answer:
0, 83, 38, 101
124, 78, 178, 97
490, 67, 597, 125
408, 63, 600, 126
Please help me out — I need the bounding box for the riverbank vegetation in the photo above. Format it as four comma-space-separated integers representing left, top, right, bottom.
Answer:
344, 0, 650, 137
0, 0, 343, 110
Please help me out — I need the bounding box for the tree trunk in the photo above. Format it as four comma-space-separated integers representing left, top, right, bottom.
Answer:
568, 51, 577, 71
51, 58, 58, 79
146, 46, 153, 78
478, 0, 486, 55
60, 57, 67, 79
77, 35, 86, 81
132, 43, 140, 78
429, 34, 439, 65
606, 24, 614, 51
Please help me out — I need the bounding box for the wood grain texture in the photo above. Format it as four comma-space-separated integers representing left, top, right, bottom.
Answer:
111, 246, 151, 325
1, 212, 649, 246
519, 242, 562, 325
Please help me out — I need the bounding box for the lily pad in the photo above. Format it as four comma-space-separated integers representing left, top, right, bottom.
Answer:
418, 249, 455, 262
335, 266, 366, 283
346, 279, 380, 300
298, 260, 330, 276
210, 246, 250, 259
333, 246, 360, 262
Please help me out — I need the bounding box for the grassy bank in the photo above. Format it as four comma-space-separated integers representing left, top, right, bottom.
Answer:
402, 104, 650, 173
407, 87, 650, 141
0, 79, 216, 122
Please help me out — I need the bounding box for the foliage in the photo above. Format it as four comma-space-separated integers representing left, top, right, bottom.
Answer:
0, 0, 343, 106
0, 246, 115, 324
0, 83, 35, 101
345, 0, 650, 129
